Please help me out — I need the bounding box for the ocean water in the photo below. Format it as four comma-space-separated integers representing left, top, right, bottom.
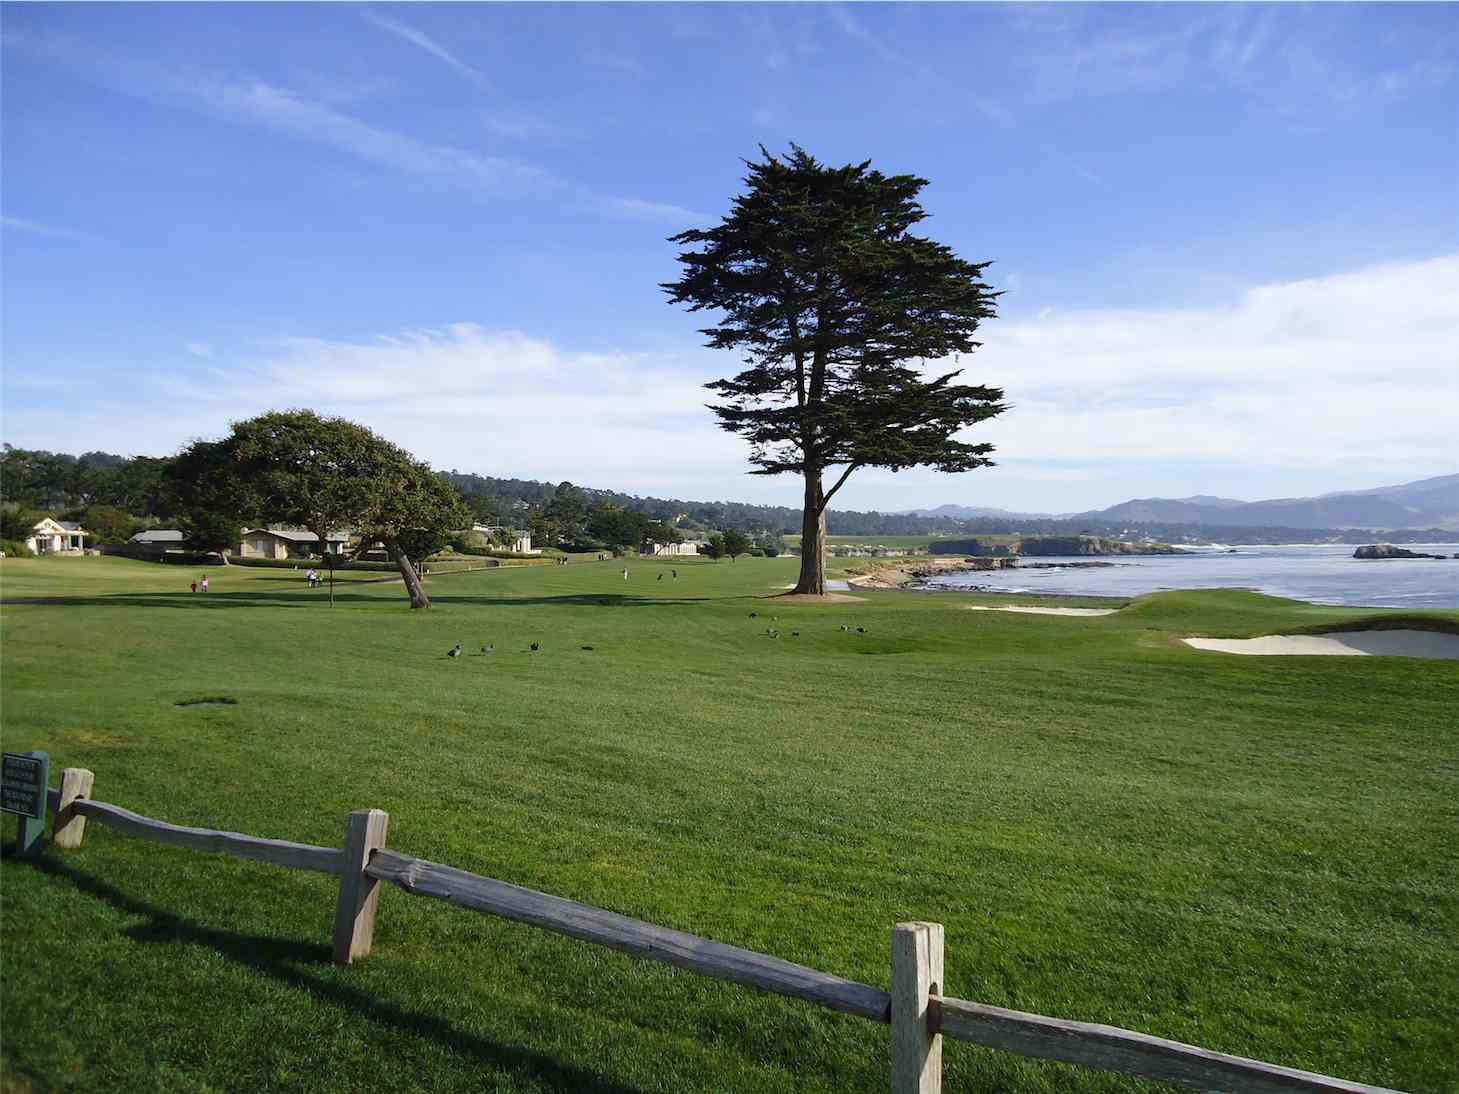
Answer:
922, 544, 1459, 609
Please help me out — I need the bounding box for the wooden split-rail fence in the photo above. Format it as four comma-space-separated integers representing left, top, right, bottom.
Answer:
35, 767, 1401, 1094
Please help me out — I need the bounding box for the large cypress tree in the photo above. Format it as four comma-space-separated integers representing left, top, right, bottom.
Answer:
664, 146, 1007, 594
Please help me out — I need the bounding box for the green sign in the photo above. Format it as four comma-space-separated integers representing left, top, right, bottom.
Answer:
2, 750, 49, 856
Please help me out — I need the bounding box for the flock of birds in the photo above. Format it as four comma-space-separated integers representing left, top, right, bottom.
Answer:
446, 641, 592, 658
444, 615, 867, 658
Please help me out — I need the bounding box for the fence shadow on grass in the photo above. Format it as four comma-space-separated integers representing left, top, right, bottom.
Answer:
22, 855, 649, 1094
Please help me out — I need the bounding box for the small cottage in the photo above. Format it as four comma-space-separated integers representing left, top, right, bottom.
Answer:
647, 540, 701, 557
237, 528, 351, 560
470, 525, 538, 554
25, 518, 88, 554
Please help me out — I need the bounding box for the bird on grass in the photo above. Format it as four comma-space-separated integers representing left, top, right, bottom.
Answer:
791, 631, 800, 638
766, 627, 780, 638
448, 643, 462, 659
481, 643, 494, 655
856, 626, 867, 634
581, 644, 594, 651
840, 624, 849, 632
530, 642, 541, 652
748, 611, 758, 618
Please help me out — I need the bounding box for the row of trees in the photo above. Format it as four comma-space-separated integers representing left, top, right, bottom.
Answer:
4, 444, 944, 546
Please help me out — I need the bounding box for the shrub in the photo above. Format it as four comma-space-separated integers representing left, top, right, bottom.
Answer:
1, 539, 33, 558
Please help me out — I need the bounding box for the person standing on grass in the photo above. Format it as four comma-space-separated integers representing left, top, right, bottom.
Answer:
623, 566, 629, 581
200, 575, 209, 592
191, 581, 197, 594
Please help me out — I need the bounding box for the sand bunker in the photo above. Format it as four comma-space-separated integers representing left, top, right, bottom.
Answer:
1184, 630, 1459, 660
965, 605, 1119, 617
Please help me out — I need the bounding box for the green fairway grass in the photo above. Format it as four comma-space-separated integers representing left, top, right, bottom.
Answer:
2, 556, 1455, 1092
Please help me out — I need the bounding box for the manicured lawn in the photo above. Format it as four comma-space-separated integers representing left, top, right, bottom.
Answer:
2, 556, 1455, 1092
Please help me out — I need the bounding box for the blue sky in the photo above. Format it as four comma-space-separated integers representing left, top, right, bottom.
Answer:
3, 2, 1456, 513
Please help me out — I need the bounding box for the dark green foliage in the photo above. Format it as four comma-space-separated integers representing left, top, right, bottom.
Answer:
702, 532, 727, 561
664, 146, 1007, 592
723, 528, 751, 560
79, 505, 139, 546
546, 481, 590, 545
586, 503, 645, 553
180, 511, 243, 555
0, 505, 44, 542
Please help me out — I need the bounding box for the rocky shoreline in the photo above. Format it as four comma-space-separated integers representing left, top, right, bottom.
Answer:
845, 556, 1120, 590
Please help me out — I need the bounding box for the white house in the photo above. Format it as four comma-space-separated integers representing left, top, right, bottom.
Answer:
237, 528, 351, 560
471, 525, 538, 554
647, 540, 700, 557
25, 518, 88, 554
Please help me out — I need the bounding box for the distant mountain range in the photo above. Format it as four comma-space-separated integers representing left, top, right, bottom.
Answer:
907, 474, 1459, 531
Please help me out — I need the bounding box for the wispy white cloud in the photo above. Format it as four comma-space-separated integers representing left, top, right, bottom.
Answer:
182, 74, 554, 194
1, 215, 98, 242
1005, 5, 1456, 127
827, 5, 906, 65
185, 342, 215, 359
970, 97, 1015, 127
482, 108, 563, 142
584, 48, 647, 78
584, 195, 709, 228
6, 31, 688, 226
363, 12, 491, 90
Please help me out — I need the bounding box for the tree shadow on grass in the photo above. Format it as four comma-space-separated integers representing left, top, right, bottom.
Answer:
20, 855, 648, 1094
0, 591, 736, 610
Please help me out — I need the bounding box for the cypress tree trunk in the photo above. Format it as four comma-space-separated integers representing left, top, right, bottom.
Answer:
387, 540, 431, 609
793, 470, 827, 595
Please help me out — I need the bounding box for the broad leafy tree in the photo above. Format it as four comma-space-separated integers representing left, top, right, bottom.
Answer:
702, 532, 726, 561
665, 146, 1007, 594
170, 411, 469, 608
180, 511, 242, 560
722, 528, 751, 561
83, 505, 140, 546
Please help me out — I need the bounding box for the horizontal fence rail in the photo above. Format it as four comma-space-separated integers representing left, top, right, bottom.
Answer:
19, 767, 1407, 1094
366, 849, 892, 1022
68, 797, 344, 875
928, 996, 1391, 1094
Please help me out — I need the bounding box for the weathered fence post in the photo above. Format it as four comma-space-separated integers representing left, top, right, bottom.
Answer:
332, 809, 389, 965
891, 921, 944, 1094
53, 767, 95, 849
